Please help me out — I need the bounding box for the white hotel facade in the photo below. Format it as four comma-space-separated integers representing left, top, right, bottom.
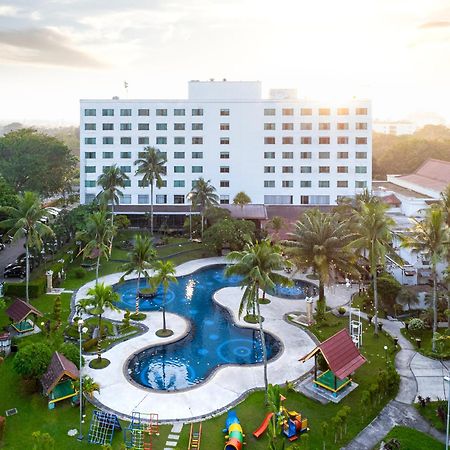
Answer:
80, 81, 371, 212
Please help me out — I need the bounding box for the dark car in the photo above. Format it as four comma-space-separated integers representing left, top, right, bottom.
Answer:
0, 243, 5, 251
4, 265, 26, 279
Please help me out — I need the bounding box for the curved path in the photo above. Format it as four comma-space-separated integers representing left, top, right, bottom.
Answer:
76, 257, 322, 423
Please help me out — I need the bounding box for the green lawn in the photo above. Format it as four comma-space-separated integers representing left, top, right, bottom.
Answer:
415, 401, 447, 432
401, 328, 450, 359
381, 426, 444, 450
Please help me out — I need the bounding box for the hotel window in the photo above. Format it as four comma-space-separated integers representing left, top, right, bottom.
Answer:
282, 108, 294, 116
192, 123, 203, 130
338, 137, 349, 144
102, 166, 111, 172
220, 180, 230, 187
102, 109, 114, 116
138, 123, 149, 130
174, 166, 185, 173
120, 123, 132, 130
120, 109, 132, 116
85, 152, 96, 159
264, 180, 275, 187
301, 108, 312, 115
192, 137, 203, 144
174, 137, 185, 145
337, 166, 348, 173
103, 123, 114, 130
319, 152, 330, 159
123, 180, 131, 187
174, 108, 185, 116
85, 166, 96, 173
264, 152, 275, 159
85, 137, 96, 145
220, 137, 230, 145
174, 195, 185, 204
319, 137, 330, 144
300, 166, 312, 173
220, 109, 230, 116
156, 195, 167, 204
264, 166, 275, 173
192, 166, 203, 173
301, 137, 312, 144
282, 166, 293, 173
220, 152, 229, 159
319, 181, 330, 188
337, 181, 348, 188
337, 152, 349, 159
319, 108, 330, 115
120, 195, 131, 204
174, 180, 185, 188
174, 123, 185, 130
102, 152, 113, 159
138, 137, 149, 145
120, 166, 131, 173
300, 152, 312, 159
85, 123, 96, 130
138, 109, 149, 116
300, 195, 309, 204
356, 152, 367, 159
138, 195, 149, 204
156, 137, 167, 145
356, 137, 368, 144
300, 181, 311, 188
301, 122, 312, 130
264, 123, 275, 130
282, 181, 293, 188
356, 108, 368, 115
192, 151, 203, 159
282, 152, 293, 159
220, 123, 230, 130
282, 123, 294, 130
85, 180, 96, 187
156, 123, 167, 130
319, 166, 330, 173
319, 123, 330, 130
265, 137, 275, 144
355, 181, 368, 188
121, 137, 132, 145
337, 122, 349, 130
138, 180, 149, 187
120, 152, 131, 159
174, 152, 185, 159
356, 122, 368, 130
220, 166, 230, 173
192, 108, 203, 116
337, 108, 349, 115
156, 109, 167, 116
282, 137, 293, 144
355, 166, 367, 174
264, 108, 276, 116
84, 109, 96, 116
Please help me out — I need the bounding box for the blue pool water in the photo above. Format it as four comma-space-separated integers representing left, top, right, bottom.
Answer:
270, 279, 317, 299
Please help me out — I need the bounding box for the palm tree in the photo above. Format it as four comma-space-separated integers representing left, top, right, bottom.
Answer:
152, 260, 178, 337
225, 240, 288, 403
119, 234, 156, 314
233, 191, 251, 209
73, 375, 100, 409
97, 165, 130, 247
76, 210, 115, 285
350, 197, 394, 335
401, 206, 449, 351
267, 216, 285, 241
134, 147, 167, 235
189, 177, 219, 239
0, 191, 54, 302
283, 210, 356, 319
440, 184, 450, 227
78, 283, 119, 361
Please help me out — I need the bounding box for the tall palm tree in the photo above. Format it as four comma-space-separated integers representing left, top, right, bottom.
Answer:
350, 197, 394, 335
134, 147, 167, 235
283, 210, 356, 319
233, 191, 251, 209
401, 206, 449, 351
441, 184, 450, 227
189, 177, 219, 238
78, 282, 119, 361
267, 216, 285, 242
0, 191, 54, 302
119, 234, 156, 314
96, 165, 130, 247
225, 240, 288, 403
76, 210, 115, 284
152, 260, 178, 337
73, 375, 100, 409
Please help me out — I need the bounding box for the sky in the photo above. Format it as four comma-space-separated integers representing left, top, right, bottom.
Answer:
1, 0, 450, 125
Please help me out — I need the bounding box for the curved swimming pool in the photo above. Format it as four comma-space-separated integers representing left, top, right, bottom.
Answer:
114, 265, 282, 391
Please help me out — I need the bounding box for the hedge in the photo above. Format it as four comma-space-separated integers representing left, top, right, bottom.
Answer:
4, 278, 46, 299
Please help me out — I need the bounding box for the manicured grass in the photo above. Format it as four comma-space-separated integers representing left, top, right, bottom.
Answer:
89, 357, 110, 369
401, 327, 450, 359
415, 401, 447, 432
381, 426, 444, 450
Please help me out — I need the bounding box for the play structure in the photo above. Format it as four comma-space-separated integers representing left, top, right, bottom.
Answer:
252, 412, 274, 438
88, 410, 122, 445
5, 298, 43, 333
349, 306, 363, 348
188, 422, 202, 449
279, 405, 309, 442
223, 410, 244, 450
40, 351, 79, 409
300, 328, 366, 398
124, 411, 159, 450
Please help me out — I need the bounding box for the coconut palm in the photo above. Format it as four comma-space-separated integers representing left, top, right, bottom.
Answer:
283, 209, 356, 320
233, 191, 251, 209
73, 375, 100, 409
119, 234, 156, 314
441, 184, 450, 227
78, 282, 119, 361
225, 240, 288, 403
267, 216, 285, 242
0, 191, 54, 302
152, 260, 178, 337
350, 197, 394, 335
76, 210, 115, 285
401, 206, 449, 351
134, 147, 167, 235
189, 178, 219, 238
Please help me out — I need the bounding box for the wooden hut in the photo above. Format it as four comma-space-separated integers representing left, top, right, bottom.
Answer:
5, 298, 43, 333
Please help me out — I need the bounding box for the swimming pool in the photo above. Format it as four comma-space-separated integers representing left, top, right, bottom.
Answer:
270, 279, 317, 299
114, 265, 282, 391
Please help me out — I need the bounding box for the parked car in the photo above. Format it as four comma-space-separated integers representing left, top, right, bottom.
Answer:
0, 242, 5, 251
3, 265, 26, 279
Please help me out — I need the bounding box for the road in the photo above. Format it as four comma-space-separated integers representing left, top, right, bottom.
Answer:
0, 238, 26, 283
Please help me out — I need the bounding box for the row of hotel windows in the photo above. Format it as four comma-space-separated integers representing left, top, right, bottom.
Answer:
264, 151, 368, 159
84, 107, 368, 117
84, 136, 368, 145
264, 122, 368, 130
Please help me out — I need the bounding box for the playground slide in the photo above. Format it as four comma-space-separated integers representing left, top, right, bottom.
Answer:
252, 412, 274, 438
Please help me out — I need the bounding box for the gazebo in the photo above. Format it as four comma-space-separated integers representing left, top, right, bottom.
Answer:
300, 329, 366, 397
41, 352, 79, 409
5, 298, 43, 333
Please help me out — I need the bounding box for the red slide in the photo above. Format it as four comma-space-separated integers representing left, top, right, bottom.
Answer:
252, 413, 274, 438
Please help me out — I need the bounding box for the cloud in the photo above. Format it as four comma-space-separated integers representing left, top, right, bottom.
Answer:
420, 20, 450, 29
0, 27, 106, 68
0, 5, 18, 16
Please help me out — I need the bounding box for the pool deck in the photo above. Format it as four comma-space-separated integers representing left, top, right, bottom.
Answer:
77, 257, 354, 422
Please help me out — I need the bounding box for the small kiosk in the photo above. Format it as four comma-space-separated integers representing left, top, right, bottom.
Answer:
0, 332, 11, 356
5, 298, 43, 333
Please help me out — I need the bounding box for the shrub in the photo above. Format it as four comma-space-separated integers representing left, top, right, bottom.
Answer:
130, 312, 146, 321
59, 343, 84, 368
409, 318, 425, 331
82, 338, 99, 352
338, 307, 346, 315
4, 278, 46, 298
53, 296, 61, 327
13, 343, 52, 379
122, 310, 131, 330
74, 268, 87, 279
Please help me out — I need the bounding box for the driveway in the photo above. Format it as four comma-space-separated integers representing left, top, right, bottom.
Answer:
0, 238, 25, 282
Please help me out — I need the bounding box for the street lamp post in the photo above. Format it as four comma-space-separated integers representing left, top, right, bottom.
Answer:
445, 376, 450, 450
187, 193, 193, 240
383, 345, 388, 363
77, 319, 88, 441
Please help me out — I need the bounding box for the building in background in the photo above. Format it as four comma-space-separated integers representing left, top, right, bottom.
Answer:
373, 120, 417, 136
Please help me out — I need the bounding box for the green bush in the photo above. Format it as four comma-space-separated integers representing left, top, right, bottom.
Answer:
409, 318, 425, 331
13, 343, 52, 379
59, 343, 84, 368
130, 312, 146, 321
82, 338, 98, 352
4, 278, 46, 298
338, 306, 346, 315
74, 268, 87, 279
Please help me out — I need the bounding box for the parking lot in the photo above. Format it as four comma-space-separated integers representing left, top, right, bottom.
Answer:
0, 238, 26, 283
